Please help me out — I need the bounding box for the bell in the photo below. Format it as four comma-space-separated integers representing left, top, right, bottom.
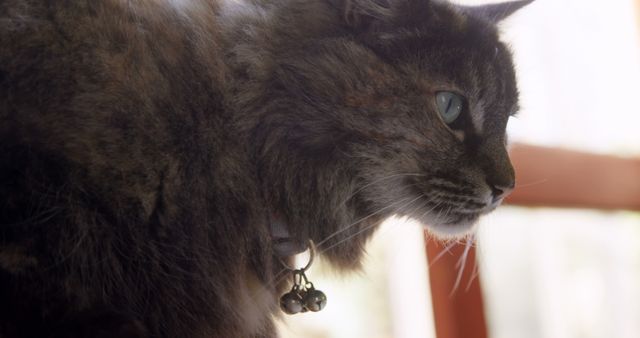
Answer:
298, 289, 309, 312
303, 289, 327, 312
280, 292, 304, 315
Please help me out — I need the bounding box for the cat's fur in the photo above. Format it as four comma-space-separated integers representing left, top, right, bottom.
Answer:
0, 0, 528, 336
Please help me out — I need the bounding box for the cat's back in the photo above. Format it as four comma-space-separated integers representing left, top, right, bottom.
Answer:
0, 0, 227, 126
0, 0, 229, 205
0, 1, 254, 336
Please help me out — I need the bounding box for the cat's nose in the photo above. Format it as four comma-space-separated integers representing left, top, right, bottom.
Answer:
489, 182, 514, 203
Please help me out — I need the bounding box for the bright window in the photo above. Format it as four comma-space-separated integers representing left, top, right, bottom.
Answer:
477, 0, 640, 337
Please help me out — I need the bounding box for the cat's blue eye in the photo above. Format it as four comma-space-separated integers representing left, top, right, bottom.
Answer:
435, 91, 464, 124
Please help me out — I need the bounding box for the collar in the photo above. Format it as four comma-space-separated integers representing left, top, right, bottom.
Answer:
270, 213, 308, 258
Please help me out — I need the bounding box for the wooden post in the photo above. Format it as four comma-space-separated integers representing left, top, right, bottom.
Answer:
506, 144, 640, 210
426, 235, 488, 338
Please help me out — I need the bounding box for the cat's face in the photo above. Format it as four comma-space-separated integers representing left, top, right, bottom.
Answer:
263, 0, 527, 238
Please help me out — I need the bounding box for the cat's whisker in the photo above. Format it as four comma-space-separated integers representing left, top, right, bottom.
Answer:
419, 199, 444, 221
315, 196, 415, 249
428, 239, 459, 268
318, 195, 426, 255
394, 195, 436, 226
434, 204, 454, 225
393, 198, 431, 228
450, 236, 473, 295
316, 197, 413, 251
515, 178, 548, 189
401, 194, 437, 217
338, 173, 425, 206
415, 197, 446, 230
465, 253, 481, 292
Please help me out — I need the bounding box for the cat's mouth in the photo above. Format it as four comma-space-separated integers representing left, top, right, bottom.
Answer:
396, 189, 500, 238
410, 208, 480, 237
410, 206, 492, 238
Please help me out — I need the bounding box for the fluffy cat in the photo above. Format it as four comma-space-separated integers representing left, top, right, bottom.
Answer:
0, 0, 530, 336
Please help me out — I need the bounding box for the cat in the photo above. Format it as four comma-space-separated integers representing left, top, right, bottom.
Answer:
0, 0, 530, 336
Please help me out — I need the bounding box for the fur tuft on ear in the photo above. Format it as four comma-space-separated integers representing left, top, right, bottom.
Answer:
458, 0, 534, 23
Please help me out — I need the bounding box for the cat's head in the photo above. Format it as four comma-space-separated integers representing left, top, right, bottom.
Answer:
251, 0, 531, 243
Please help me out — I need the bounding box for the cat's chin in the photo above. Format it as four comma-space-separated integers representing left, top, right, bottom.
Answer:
423, 220, 479, 239
404, 197, 502, 239
409, 214, 481, 239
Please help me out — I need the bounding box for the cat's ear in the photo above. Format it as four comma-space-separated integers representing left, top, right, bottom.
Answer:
459, 0, 534, 23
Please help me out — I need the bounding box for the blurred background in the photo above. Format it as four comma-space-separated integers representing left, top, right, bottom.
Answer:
278, 0, 640, 337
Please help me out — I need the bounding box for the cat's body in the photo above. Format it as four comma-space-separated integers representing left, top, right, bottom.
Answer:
0, 0, 528, 336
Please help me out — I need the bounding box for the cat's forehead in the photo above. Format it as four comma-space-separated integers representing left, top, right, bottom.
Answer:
365, 1, 508, 64
367, 5, 520, 134
373, 28, 517, 106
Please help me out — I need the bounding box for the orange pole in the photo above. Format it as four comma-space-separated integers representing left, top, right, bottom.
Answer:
506, 144, 640, 210
426, 235, 488, 338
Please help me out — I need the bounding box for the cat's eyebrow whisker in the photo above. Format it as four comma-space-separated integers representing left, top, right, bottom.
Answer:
318, 195, 426, 255
339, 173, 425, 206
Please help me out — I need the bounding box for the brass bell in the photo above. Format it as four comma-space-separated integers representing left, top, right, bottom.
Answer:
280, 291, 304, 315
277, 241, 328, 315
303, 289, 327, 312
